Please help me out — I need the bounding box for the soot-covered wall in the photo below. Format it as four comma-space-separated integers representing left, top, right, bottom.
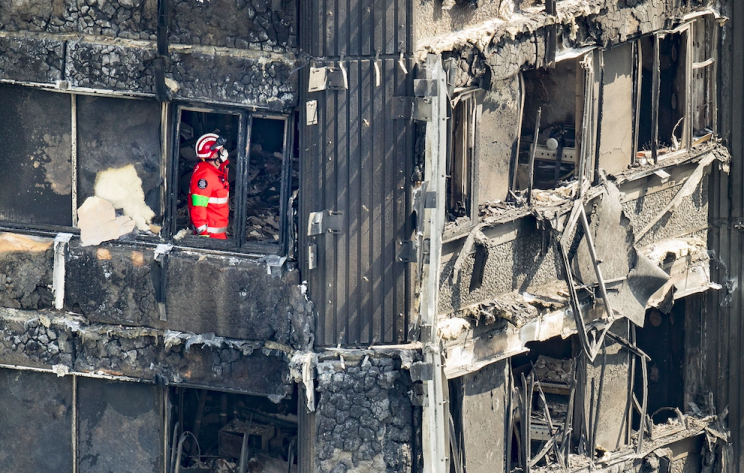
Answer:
315, 358, 416, 473
63, 242, 314, 350
0, 0, 298, 108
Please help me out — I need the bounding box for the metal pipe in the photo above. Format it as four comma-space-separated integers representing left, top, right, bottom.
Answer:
588, 378, 595, 460
169, 422, 179, 473
238, 413, 254, 473
527, 108, 542, 205
174, 433, 189, 473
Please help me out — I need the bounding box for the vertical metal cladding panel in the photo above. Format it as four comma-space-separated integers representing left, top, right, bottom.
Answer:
300, 58, 414, 347
301, 0, 412, 58
709, 1, 744, 471
299, 0, 414, 347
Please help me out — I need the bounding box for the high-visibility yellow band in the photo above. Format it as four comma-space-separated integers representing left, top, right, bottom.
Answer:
192, 194, 209, 207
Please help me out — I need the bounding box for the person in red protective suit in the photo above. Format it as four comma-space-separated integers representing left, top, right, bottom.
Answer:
188, 133, 230, 239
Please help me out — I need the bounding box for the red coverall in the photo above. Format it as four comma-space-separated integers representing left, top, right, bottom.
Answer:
188, 161, 230, 239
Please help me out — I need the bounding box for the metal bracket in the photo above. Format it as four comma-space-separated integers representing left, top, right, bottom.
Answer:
306, 243, 318, 269
422, 238, 431, 255
390, 97, 433, 121
413, 97, 433, 121
307, 210, 345, 236
397, 240, 416, 263
414, 79, 438, 97
424, 192, 437, 209
410, 361, 434, 382
308, 67, 328, 92
327, 68, 348, 90
391, 97, 412, 119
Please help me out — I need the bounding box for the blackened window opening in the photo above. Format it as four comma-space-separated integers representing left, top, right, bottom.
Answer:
518, 59, 580, 191
246, 118, 286, 243
175, 110, 240, 240
510, 336, 576, 468
637, 36, 655, 151
692, 16, 717, 137
447, 95, 475, 222
168, 386, 299, 472
634, 306, 685, 425
657, 32, 687, 150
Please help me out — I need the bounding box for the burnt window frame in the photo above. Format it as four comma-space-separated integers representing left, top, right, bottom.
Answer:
690, 14, 718, 138
166, 103, 294, 255
0, 87, 168, 238
509, 50, 596, 194
446, 90, 479, 224
633, 22, 700, 164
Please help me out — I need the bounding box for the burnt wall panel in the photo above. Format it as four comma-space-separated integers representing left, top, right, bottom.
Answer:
168, 0, 297, 52
71, 330, 292, 397
477, 77, 520, 204
167, 51, 297, 109
0, 84, 72, 226
165, 252, 311, 347
299, 57, 413, 347
0, 0, 158, 39
584, 323, 630, 452
65, 40, 157, 94
0, 368, 73, 473
598, 43, 634, 176
64, 244, 160, 327
460, 359, 507, 473
438, 221, 563, 315
64, 245, 313, 350
0, 309, 293, 397
77, 378, 162, 473
76, 95, 162, 217
0, 35, 65, 83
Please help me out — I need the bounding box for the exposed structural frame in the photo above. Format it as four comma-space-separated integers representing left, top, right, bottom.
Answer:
419, 54, 448, 473
558, 198, 614, 362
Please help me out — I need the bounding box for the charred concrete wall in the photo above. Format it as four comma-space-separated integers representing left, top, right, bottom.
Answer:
437, 167, 712, 315
168, 0, 297, 52
64, 242, 314, 350
416, 0, 674, 85
624, 178, 709, 248
315, 357, 416, 473
0, 0, 158, 39
0, 0, 298, 108
0, 308, 293, 397
0, 34, 65, 83
166, 48, 296, 109
65, 39, 158, 94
